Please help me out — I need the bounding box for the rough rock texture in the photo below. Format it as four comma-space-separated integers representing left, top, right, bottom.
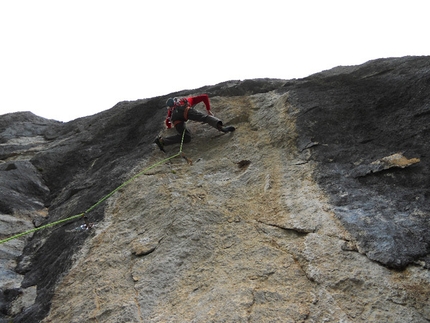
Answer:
0, 56, 429, 322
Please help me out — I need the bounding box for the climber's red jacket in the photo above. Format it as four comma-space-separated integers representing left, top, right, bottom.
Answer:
165, 94, 211, 128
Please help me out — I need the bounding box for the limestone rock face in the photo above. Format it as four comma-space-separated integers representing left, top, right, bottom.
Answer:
0, 57, 429, 322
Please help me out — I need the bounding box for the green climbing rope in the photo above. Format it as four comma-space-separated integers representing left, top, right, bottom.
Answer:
0, 130, 187, 245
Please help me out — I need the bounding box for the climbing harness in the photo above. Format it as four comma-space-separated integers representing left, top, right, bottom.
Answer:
0, 129, 188, 245
173, 106, 191, 126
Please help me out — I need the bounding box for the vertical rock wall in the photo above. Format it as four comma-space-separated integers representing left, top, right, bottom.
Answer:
41, 91, 430, 322
1, 57, 429, 322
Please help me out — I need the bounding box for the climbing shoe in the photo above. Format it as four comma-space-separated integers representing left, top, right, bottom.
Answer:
154, 136, 166, 152
218, 125, 236, 133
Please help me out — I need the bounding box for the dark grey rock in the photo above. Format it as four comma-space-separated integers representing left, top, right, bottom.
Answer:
290, 56, 430, 269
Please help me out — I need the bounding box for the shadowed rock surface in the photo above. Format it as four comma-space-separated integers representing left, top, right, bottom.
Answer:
0, 56, 429, 322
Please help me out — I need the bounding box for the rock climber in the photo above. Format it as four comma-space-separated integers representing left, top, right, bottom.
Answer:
154, 94, 235, 152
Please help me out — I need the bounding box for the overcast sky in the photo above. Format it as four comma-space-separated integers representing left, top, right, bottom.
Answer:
1, 1, 428, 122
